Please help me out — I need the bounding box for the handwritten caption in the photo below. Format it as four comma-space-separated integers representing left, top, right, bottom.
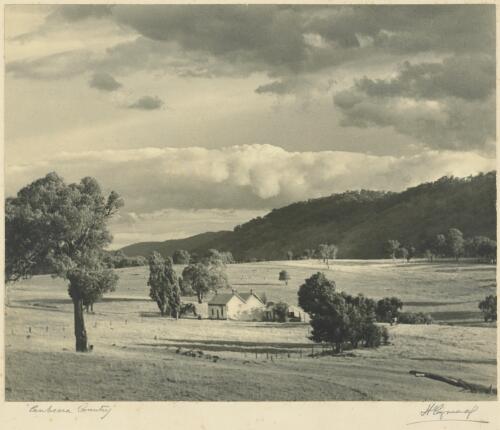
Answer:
408, 403, 489, 425
28, 403, 113, 420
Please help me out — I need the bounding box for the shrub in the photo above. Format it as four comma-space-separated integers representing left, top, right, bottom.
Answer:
172, 250, 190, 265
279, 270, 291, 285
376, 297, 403, 322
364, 325, 389, 347
479, 295, 497, 322
273, 301, 289, 322
398, 312, 433, 324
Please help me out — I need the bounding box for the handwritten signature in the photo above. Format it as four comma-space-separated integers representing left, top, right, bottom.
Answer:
29, 403, 112, 420
407, 403, 489, 425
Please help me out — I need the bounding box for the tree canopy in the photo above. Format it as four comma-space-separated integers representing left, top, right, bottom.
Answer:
147, 252, 181, 317
182, 258, 229, 303
6, 172, 123, 351
298, 272, 387, 353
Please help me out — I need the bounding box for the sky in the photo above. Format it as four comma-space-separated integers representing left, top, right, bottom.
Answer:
5, 4, 496, 249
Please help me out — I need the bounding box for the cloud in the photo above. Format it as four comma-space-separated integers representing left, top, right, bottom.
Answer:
7, 144, 495, 214
354, 55, 495, 101
10, 5, 494, 83
47, 5, 113, 22
333, 55, 496, 153
108, 208, 267, 248
89, 72, 122, 91
128, 95, 164, 110
6, 49, 94, 79
255, 78, 314, 96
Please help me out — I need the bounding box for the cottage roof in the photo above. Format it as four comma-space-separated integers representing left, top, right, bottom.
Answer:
240, 292, 264, 304
208, 293, 245, 305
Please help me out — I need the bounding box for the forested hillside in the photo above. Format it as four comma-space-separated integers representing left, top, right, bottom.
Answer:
121, 172, 496, 260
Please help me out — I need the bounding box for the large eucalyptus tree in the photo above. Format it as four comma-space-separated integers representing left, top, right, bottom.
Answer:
6, 172, 123, 351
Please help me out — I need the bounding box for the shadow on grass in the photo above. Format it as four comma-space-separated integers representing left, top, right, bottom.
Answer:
138, 338, 314, 354
408, 357, 497, 365
430, 310, 483, 321
16, 297, 150, 306
232, 283, 283, 286
404, 300, 475, 307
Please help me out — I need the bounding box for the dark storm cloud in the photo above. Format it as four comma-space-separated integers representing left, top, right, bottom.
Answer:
111, 5, 308, 74
354, 55, 495, 101
89, 72, 122, 92
109, 4, 494, 74
7, 5, 495, 154
333, 55, 496, 152
307, 5, 495, 55
9, 5, 495, 81
128, 95, 164, 110
47, 5, 112, 22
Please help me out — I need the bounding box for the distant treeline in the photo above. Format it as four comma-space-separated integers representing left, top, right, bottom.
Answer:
121, 172, 496, 261
103, 250, 147, 268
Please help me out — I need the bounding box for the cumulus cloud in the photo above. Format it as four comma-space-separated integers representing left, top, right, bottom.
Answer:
333, 55, 496, 153
128, 95, 164, 110
89, 71, 122, 91
7, 144, 495, 214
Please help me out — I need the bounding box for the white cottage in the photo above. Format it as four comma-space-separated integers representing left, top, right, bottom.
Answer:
208, 289, 266, 321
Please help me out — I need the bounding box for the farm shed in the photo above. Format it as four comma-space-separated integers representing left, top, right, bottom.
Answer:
208, 289, 266, 320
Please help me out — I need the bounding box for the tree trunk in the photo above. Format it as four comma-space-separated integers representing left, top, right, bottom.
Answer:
73, 298, 88, 352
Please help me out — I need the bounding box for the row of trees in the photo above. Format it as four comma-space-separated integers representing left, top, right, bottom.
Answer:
285, 244, 339, 266
172, 249, 234, 265
148, 248, 230, 315
385, 228, 496, 262
103, 250, 146, 268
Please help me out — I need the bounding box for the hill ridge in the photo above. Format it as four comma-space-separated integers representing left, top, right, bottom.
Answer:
121, 172, 496, 260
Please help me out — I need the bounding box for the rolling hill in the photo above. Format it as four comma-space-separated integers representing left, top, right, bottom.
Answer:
121, 171, 496, 260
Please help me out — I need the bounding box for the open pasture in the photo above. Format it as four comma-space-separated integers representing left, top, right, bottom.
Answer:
5, 260, 497, 401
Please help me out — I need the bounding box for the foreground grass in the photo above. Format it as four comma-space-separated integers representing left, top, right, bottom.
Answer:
5, 341, 496, 401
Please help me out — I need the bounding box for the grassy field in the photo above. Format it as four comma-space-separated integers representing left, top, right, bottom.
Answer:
4, 259, 497, 401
